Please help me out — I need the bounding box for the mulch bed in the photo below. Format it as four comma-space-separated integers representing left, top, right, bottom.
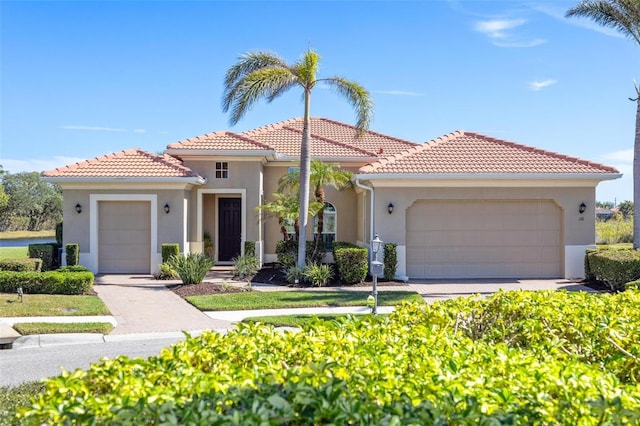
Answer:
166, 282, 249, 298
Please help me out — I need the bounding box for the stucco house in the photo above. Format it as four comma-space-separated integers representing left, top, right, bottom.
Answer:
43, 117, 620, 279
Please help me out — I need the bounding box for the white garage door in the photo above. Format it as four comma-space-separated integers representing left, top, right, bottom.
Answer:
98, 201, 151, 273
406, 200, 562, 279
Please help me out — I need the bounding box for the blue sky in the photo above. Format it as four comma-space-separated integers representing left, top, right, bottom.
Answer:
1, 0, 637, 203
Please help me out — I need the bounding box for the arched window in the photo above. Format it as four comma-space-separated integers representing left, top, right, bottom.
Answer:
313, 202, 336, 252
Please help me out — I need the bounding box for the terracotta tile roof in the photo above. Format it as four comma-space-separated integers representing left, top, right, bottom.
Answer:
167, 131, 273, 151
43, 149, 203, 178
358, 131, 619, 175
167, 117, 418, 158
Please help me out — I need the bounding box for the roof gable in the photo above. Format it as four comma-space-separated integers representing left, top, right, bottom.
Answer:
358, 131, 619, 175
43, 149, 203, 179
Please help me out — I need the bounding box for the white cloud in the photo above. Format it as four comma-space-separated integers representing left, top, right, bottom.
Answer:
474, 18, 546, 48
61, 125, 126, 132
2, 156, 87, 174
529, 79, 557, 91
374, 90, 424, 97
475, 19, 526, 39
530, 3, 624, 39
603, 148, 633, 164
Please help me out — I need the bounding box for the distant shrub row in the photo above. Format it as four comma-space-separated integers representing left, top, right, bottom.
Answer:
0, 268, 93, 295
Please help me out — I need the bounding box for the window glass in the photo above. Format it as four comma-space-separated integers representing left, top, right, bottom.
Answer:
215, 162, 229, 179
313, 202, 336, 252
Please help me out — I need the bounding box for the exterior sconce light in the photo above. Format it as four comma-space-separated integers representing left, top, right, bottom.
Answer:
387, 202, 394, 214
579, 202, 586, 214
164, 203, 170, 214
75, 203, 82, 214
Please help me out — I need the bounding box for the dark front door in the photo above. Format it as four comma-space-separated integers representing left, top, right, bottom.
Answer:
218, 198, 241, 261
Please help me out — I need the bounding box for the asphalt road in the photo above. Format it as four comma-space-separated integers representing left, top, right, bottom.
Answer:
0, 337, 184, 387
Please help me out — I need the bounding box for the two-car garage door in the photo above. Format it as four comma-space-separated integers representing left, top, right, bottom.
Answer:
406, 200, 562, 279
98, 201, 151, 273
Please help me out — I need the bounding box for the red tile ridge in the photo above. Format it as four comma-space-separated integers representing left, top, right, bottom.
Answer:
461, 131, 619, 173
243, 117, 303, 137
280, 125, 378, 157
316, 117, 419, 147
167, 130, 273, 150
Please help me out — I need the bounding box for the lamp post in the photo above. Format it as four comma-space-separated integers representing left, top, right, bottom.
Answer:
370, 233, 383, 315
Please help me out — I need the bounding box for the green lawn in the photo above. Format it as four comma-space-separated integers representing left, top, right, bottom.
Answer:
243, 313, 388, 328
187, 290, 423, 311
0, 293, 110, 317
0, 230, 55, 240
0, 247, 28, 260
13, 322, 113, 335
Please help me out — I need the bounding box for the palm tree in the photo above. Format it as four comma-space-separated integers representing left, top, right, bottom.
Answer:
279, 160, 353, 256
257, 192, 323, 241
222, 50, 373, 266
566, 0, 640, 248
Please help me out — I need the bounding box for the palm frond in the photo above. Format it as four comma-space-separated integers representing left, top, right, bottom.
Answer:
566, 0, 640, 45
324, 77, 374, 137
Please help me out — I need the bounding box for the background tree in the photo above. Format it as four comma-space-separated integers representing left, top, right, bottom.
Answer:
279, 160, 353, 257
258, 192, 323, 241
223, 49, 373, 266
566, 0, 640, 248
618, 200, 634, 218
1, 172, 62, 231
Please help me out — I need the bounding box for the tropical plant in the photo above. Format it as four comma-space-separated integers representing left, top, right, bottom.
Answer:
304, 263, 333, 287
203, 232, 215, 258
155, 263, 179, 280
167, 253, 214, 285
223, 49, 373, 267
284, 265, 306, 285
279, 160, 353, 258
232, 255, 260, 278
257, 192, 323, 241
566, 1, 640, 248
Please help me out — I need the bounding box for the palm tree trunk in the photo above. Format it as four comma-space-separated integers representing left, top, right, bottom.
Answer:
313, 187, 325, 260
634, 94, 640, 249
297, 90, 312, 267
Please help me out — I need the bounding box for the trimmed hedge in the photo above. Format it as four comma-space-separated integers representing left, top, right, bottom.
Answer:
65, 243, 79, 267
161, 244, 180, 263
244, 241, 256, 257
17, 290, 640, 424
588, 249, 640, 292
275, 240, 323, 267
333, 242, 368, 284
0, 258, 42, 272
28, 243, 60, 271
55, 221, 63, 245
0, 270, 94, 294
383, 243, 397, 281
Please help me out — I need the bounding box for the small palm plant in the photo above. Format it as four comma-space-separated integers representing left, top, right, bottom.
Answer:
167, 253, 214, 285
232, 255, 260, 279
304, 264, 333, 287
284, 265, 306, 285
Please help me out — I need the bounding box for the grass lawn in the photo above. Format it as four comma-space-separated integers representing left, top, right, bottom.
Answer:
13, 322, 113, 335
242, 313, 389, 328
0, 294, 110, 317
0, 230, 55, 240
0, 381, 45, 426
187, 290, 423, 311
0, 247, 28, 260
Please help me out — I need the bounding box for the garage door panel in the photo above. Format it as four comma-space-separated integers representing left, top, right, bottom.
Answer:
406, 200, 562, 279
98, 201, 151, 274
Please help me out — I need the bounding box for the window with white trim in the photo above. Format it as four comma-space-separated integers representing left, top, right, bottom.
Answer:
215, 162, 229, 179
313, 202, 336, 252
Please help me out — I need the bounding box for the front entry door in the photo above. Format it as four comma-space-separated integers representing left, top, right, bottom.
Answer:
218, 198, 241, 261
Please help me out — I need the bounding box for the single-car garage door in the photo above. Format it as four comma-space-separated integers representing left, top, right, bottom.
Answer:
98, 201, 151, 273
406, 200, 562, 279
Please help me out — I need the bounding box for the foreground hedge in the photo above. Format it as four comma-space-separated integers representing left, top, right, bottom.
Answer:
0, 258, 42, 272
18, 290, 640, 424
0, 270, 94, 295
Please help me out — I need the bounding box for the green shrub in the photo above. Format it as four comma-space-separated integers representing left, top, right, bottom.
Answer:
627, 279, 640, 290
383, 243, 397, 281
167, 253, 214, 285
203, 233, 214, 258
334, 246, 368, 284
589, 249, 640, 292
584, 248, 596, 282
161, 244, 180, 263
596, 215, 633, 244
0, 258, 42, 272
65, 243, 79, 267
0, 270, 94, 294
304, 263, 333, 287
56, 265, 90, 272
28, 243, 60, 271
55, 221, 63, 245
232, 255, 259, 278
275, 240, 323, 268
155, 263, 179, 280
284, 265, 306, 285
244, 241, 256, 257
17, 290, 640, 425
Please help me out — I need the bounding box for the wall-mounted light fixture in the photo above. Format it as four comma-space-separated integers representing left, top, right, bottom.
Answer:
75, 203, 82, 214
579, 202, 586, 214
164, 203, 170, 214
387, 202, 394, 214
